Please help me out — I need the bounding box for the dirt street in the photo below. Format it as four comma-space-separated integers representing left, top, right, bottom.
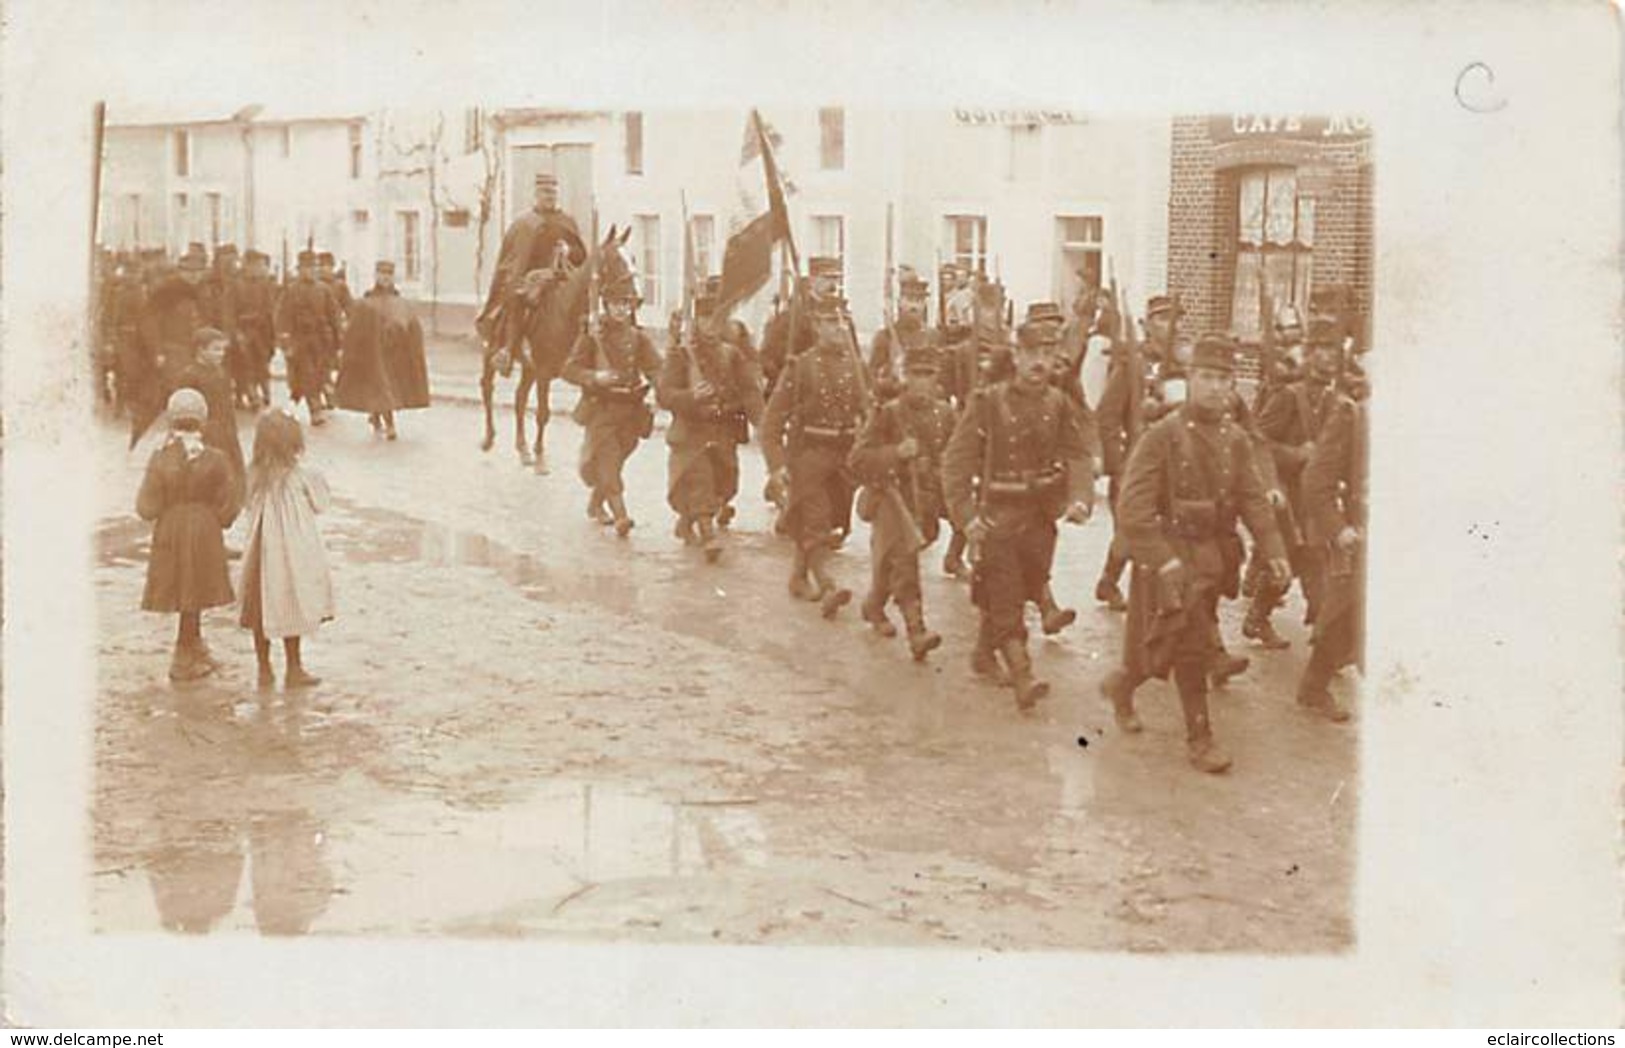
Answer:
92, 398, 1357, 951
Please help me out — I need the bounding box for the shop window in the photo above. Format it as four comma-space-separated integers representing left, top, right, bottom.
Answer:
1230, 166, 1315, 342
1054, 214, 1104, 307
811, 214, 845, 288
943, 214, 988, 276
635, 214, 661, 308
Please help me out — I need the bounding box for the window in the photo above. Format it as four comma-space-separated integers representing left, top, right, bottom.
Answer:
943, 214, 988, 276
1230, 166, 1315, 342
811, 214, 845, 288
280, 125, 292, 158
463, 107, 484, 154
634, 214, 661, 309
818, 107, 845, 170
1007, 125, 1040, 182
207, 193, 223, 246
624, 111, 644, 175
690, 214, 716, 277
173, 193, 189, 247
352, 209, 370, 227
173, 130, 190, 177
1054, 215, 1104, 306
443, 208, 471, 228
397, 210, 421, 281
348, 124, 363, 180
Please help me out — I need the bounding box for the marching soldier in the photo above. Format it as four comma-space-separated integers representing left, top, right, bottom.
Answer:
1092, 293, 1181, 610
562, 270, 662, 538
478, 171, 588, 365
848, 342, 954, 661
1249, 316, 1344, 645
762, 295, 872, 618
315, 251, 350, 402
316, 251, 352, 318
657, 279, 765, 562
234, 250, 279, 409
1293, 378, 1366, 723
108, 254, 148, 417
1098, 334, 1289, 773
761, 256, 842, 398
942, 320, 1097, 711
128, 243, 210, 446
868, 266, 937, 403
275, 250, 342, 426
938, 280, 1015, 580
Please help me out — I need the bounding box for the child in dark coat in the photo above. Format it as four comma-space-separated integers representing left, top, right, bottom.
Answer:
137, 388, 238, 681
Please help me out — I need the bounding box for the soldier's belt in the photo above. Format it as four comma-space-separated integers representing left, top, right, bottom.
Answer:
800, 425, 856, 441
590, 385, 648, 404
984, 469, 1063, 499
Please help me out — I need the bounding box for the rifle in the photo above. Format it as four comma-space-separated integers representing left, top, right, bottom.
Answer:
1115, 274, 1145, 447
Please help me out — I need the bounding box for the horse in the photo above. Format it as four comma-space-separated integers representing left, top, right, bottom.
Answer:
479, 225, 636, 473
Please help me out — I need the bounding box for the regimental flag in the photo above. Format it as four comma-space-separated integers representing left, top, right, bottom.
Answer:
717, 109, 795, 316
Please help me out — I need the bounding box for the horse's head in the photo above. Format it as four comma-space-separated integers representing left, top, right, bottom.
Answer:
595, 224, 638, 304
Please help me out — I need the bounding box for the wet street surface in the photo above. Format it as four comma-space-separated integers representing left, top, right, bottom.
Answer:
92, 401, 1357, 951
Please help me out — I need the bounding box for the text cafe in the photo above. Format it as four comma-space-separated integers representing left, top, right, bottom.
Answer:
1166, 114, 1375, 354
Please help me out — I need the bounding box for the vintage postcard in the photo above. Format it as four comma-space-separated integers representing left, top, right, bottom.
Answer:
3, 0, 1620, 1028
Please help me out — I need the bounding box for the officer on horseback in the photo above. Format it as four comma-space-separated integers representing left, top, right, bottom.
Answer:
478, 171, 588, 368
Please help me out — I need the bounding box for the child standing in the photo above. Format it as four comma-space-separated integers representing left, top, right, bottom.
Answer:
238, 407, 335, 689
137, 388, 238, 682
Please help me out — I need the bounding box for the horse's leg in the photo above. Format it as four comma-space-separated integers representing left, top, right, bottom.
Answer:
532, 367, 552, 475
479, 356, 496, 451
514, 364, 536, 466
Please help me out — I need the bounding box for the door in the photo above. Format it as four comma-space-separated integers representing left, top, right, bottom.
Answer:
508, 143, 595, 236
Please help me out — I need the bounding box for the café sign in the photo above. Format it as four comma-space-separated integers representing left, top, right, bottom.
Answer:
1211, 114, 1372, 141
955, 109, 1085, 126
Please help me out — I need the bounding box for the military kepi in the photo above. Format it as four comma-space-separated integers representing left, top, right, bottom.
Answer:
1189, 333, 1237, 372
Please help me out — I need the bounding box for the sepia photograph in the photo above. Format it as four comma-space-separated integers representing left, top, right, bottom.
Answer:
4, 0, 1620, 1030
83, 103, 1371, 949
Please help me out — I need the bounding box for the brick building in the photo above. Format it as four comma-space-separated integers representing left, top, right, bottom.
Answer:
1166, 115, 1374, 357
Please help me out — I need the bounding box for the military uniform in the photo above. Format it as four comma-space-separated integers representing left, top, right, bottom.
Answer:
848, 343, 954, 660
942, 328, 1096, 710
1251, 317, 1343, 638
233, 250, 279, 408
335, 261, 432, 439
1101, 335, 1287, 772
867, 269, 936, 404
563, 277, 662, 537
275, 252, 342, 425
480, 171, 587, 359
108, 260, 149, 417
1294, 388, 1366, 722
657, 282, 765, 561
129, 245, 211, 446
762, 299, 872, 617
1091, 294, 1182, 610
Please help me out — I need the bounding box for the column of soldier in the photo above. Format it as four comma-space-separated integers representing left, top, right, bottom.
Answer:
570, 255, 1369, 775
94, 241, 362, 436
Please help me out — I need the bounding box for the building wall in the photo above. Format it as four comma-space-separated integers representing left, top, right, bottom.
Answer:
1167, 114, 1374, 345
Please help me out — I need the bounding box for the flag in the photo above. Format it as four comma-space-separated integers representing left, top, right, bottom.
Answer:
718, 110, 796, 316
715, 211, 778, 316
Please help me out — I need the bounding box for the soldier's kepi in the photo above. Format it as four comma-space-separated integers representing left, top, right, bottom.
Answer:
941, 319, 1098, 712
1099, 334, 1290, 773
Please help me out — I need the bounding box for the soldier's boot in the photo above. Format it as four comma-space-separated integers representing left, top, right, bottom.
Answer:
971, 624, 1007, 683
1242, 599, 1291, 650
788, 547, 820, 602
1094, 552, 1129, 611
942, 532, 969, 579
860, 595, 898, 638
716, 503, 736, 529
697, 516, 723, 564
1000, 640, 1049, 713
1296, 650, 1351, 723
1175, 662, 1232, 774
1098, 667, 1143, 734
607, 494, 635, 538
901, 602, 942, 662
1038, 585, 1077, 635
808, 547, 852, 620
1208, 647, 1251, 689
